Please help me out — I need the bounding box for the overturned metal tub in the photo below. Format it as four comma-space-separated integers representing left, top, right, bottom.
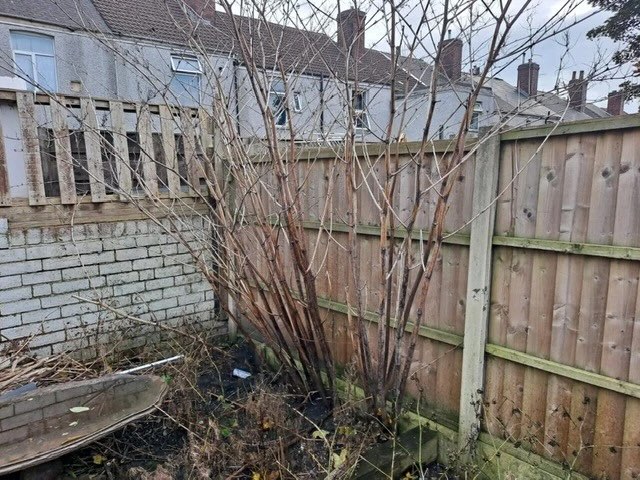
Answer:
0, 374, 168, 475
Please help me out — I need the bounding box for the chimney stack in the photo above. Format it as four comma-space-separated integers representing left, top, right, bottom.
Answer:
568, 70, 588, 111
606, 90, 625, 116
437, 36, 463, 81
517, 59, 540, 97
337, 9, 366, 56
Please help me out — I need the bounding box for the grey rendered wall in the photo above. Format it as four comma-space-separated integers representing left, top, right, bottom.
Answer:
397, 85, 496, 141
0, 16, 233, 108
0, 18, 118, 98
234, 70, 394, 143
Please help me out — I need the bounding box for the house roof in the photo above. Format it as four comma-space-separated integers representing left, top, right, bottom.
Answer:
0, 0, 405, 88
480, 76, 609, 122
0, 0, 110, 32
92, 0, 407, 87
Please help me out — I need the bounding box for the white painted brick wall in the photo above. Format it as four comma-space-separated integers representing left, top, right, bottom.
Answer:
0, 216, 223, 357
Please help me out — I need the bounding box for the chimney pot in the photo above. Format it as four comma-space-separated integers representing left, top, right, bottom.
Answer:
607, 90, 625, 116
437, 37, 463, 82
517, 59, 540, 97
568, 70, 588, 111
337, 9, 366, 56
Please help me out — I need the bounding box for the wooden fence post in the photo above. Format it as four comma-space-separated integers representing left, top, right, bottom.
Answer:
0, 119, 11, 206
16, 92, 47, 206
458, 132, 501, 461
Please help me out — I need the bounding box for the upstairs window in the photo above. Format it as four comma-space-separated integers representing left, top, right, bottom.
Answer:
11, 31, 57, 92
170, 55, 202, 103
352, 89, 369, 130
470, 101, 483, 131
269, 80, 287, 127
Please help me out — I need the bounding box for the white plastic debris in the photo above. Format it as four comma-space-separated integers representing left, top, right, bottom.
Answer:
232, 368, 251, 379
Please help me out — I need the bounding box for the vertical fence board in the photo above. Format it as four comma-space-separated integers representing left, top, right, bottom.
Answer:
545, 134, 593, 463
620, 131, 640, 479
80, 98, 107, 202
521, 137, 566, 455
0, 119, 11, 206
577, 131, 622, 477
485, 142, 515, 437
16, 92, 46, 205
593, 130, 638, 480
159, 105, 181, 198
180, 108, 199, 195
109, 101, 132, 201
137, 104, 159, 197
51, 98, 77, 204
501, 140, 542, 441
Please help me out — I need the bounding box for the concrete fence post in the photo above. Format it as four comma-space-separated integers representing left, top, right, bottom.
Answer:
457, 131, 501, 461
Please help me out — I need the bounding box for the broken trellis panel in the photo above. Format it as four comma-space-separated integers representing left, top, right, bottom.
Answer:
5, 90, 207, 205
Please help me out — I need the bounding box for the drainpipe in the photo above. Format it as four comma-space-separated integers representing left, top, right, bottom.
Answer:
232, 58, 241, 138
319, 73, 325, 137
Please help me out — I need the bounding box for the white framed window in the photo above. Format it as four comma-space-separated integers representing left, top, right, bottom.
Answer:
10, 31, 58, 92
269, 80, 287, 127
352, 89, 369, 130
170, 54, 202, 103
470, 101, 483, 131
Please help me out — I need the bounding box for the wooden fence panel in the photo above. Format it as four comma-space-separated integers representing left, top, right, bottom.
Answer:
85, 116, 635, 478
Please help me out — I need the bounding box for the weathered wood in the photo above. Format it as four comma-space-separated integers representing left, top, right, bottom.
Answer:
458, 134, 500, 459
80, 98, 107, 202
136, 104, 159, 197
15, 92, 46, 205
502, 139, 541, 442
159, 105, 181, 197
593, 129, 638, 480
521, 136, 566, 455
501, 113, 640, 141
180, 108, 200, 195
50, 98, 77, 204
109, 101, 132, 201
296, 220, 640, 261
0, 119, 11, 206
545, 133, 593, 463
485, 344, 640, 400
308, 292, 640, 402
2, 197, 208, 229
